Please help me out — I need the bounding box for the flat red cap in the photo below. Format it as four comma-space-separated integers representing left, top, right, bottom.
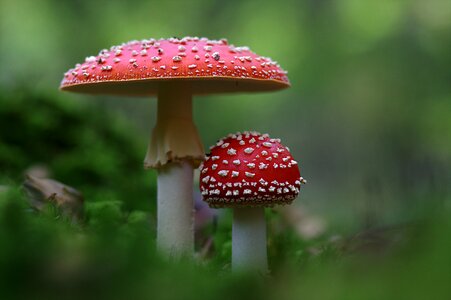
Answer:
199, 132, 305, 208
60, 37, 289, 96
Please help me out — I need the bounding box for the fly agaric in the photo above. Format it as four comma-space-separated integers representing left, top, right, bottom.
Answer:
60, 37, 289, 258
199, 131, 306, 272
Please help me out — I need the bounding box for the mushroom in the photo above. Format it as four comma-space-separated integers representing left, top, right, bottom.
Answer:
60, 37, 289, 258
199, 131, 305, 273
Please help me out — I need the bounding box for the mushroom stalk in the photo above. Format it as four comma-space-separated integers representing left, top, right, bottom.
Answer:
157, 161, 194, 257
232, 207, 268, 273
145, 82, 204, 168
146, 82, 204, 258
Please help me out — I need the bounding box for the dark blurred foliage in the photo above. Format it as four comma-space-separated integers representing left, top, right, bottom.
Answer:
0, 90, 155, 212
0, 182, 450, 299
0, 0, 451, 298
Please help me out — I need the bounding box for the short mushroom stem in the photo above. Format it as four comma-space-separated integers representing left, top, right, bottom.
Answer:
145, 82, 204, 258
145, 82, 204, 168
157, 161, 194, 257
232, 207, 268, 273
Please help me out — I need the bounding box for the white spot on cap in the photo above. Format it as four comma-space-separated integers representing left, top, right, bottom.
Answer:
227, 148, 237, 155
212, 164, 218, 170
263, 142, 272, 148
247, 163, 255, 169
233, 160, 241, 165
173, 56, 182, 62
243, 189, 252, 195
101, 65, 112, 71
218, 170, 229, 177
244, 147, 254, 154
245, 172, 255, 178
258, 163, 268, 170
232, 171, 239, 177
86, 56, 96, 63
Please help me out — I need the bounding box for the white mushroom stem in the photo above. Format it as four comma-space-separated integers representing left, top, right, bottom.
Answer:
145, 82, 204, 258
232, 207, 268, 273
157, 161, 194, 257
145, 83, 204, 168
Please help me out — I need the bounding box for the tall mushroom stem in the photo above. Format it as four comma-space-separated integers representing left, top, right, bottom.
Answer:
145, 82, 204, 258
232, 207, 268, 273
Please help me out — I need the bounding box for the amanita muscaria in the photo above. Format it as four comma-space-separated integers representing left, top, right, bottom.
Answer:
60, 37, 289, 258
200, 131, 306, 273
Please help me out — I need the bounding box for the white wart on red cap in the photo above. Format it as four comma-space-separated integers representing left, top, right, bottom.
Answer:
199, 132, 305, 208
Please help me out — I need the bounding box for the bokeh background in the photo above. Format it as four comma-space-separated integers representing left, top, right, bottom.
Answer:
0, 0, 450, 299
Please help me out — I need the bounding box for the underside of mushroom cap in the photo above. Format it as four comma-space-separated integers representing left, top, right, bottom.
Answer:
199, 131, 305, 208
60, 37, 290, 96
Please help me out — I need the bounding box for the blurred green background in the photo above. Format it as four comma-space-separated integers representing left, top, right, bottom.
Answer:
0, 0, 450, 299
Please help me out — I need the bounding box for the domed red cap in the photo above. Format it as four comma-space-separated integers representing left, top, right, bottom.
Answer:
60, 37, 289, 96
199, 132, 305, 208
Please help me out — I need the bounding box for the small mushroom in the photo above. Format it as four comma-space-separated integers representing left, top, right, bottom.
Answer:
199, 131, 305, 273
60, 37, 290, 258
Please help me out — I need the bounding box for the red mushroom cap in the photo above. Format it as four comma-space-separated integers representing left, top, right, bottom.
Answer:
199, 132, 305, 208
60, 37, 289, 96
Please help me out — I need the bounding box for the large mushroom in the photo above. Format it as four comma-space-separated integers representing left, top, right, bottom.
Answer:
60, 37, 289, 258
199, 131, 305, 273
